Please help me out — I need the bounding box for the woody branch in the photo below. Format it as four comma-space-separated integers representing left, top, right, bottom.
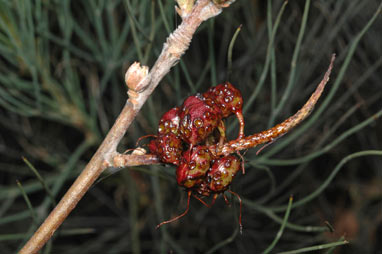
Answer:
18, 1, 232, 253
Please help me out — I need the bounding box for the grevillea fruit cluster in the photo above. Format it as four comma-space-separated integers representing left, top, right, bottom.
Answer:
149, 82, 244, 192
147, 82, 245, 229
143, 55, 335, 231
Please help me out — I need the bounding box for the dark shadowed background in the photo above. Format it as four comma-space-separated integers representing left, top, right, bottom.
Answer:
0, 0, 381, 253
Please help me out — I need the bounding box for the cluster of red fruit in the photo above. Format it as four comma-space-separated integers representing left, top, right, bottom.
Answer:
147, 82, 246, 229
140, 54, 335, 231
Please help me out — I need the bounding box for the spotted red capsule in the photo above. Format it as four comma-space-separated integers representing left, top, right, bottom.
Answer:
206, 155, 241, 193
176, 146, 212, 188
158, 107, 181, 136
203, 82, 242, 116
203, 82, 245, 139
148, 132, 183, 165
189, 155, 243, 233
179, 95, 224, 146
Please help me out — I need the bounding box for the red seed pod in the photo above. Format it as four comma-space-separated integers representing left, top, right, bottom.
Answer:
203, 82, 245, 139
148, 133, 183, 165
179, 95, 223, 145
203, 82, 243, 117
206, 155, 241, 193
176, 146, 212, 188
158, 107, 181, 135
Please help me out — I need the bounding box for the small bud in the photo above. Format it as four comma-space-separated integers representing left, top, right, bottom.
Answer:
125, 62, 149, 91
176, 0, 195, 13
175, 0, 195, 18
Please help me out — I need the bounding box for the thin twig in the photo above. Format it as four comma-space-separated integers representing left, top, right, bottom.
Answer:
18, 1, 230, 253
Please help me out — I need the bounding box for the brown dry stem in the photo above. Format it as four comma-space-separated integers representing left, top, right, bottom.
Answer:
18, 1, 229, 253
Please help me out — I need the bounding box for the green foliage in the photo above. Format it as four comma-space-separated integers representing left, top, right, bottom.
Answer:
0, 0, 381, 253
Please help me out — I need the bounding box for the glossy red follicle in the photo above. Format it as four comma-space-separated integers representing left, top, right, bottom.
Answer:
176, 146, 212, 188
206, 155, 241, 193
203, 82, 245, 139
203, 82, 243, 117
179, 95, 223, 146
158, 107, 181, 135
190, 156, 243, 233
148, 132, 183, 165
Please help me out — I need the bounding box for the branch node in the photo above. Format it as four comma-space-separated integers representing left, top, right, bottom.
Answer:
127, 89, 140, 105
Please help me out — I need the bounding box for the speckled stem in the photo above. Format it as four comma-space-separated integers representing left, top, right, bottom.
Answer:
213, 54, 336, 156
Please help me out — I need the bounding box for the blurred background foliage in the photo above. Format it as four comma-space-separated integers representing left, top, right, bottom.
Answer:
0, 0, 381, 253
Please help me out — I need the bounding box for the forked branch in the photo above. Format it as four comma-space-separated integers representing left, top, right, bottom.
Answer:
18, 1, 232, 253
